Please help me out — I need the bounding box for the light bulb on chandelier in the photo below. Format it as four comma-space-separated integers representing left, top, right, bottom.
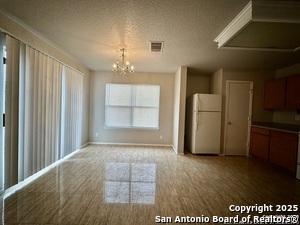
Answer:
112, 48, 134, 76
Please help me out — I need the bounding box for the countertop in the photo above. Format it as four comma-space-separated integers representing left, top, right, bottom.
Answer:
252, 122, 300, 134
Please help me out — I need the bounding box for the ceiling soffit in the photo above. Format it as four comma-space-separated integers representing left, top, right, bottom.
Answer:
214, 0, 300, 52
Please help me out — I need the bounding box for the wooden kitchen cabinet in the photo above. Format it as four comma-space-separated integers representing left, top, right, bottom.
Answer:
285, 74, 300, 109
264, 77, 286, 109
250, 127, 270, 160
269, 130, 298, 173
250, 126, 299, 174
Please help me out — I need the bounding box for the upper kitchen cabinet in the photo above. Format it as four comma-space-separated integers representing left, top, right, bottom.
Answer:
286, 74, 300, 109
264, 77, 286, 109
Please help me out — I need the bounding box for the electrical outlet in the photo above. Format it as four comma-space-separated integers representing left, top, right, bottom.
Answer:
160, 135, 163, 140
295, 114, 300, 121
95, 133, 98, 137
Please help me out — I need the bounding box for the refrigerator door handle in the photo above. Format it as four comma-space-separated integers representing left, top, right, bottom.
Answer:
196, 112, 199, 130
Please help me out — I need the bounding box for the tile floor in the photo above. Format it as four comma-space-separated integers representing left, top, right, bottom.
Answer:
1, 145, 299, 224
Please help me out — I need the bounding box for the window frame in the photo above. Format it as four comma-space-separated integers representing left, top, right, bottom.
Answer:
104, 83, 160, 130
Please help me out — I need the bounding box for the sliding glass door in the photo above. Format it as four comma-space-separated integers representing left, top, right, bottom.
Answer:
0, 33, 5, 193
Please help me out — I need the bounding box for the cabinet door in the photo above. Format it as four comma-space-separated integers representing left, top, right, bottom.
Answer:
264, 78, 286, 109
250, 127, 269, 160
286, 74, 300, 109
269, 131, 297, 173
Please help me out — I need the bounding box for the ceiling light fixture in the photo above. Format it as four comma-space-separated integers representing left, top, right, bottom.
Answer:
112, 48, 134, 76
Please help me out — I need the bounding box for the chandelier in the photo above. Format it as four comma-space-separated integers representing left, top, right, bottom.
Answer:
112, 48, 134, 76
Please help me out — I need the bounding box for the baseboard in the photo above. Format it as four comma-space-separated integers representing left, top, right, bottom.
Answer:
88, 142, 173, 148
80, 142, 89, 148
172, 145, 177, 154
171, 145, 185, 155
2, 148, 81, 199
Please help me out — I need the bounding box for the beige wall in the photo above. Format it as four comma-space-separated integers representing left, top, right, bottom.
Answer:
210, 69, 223, 94
186, 73, 210, 98
273, 110, 300, 125
276, 63, 300, 78
89, 71, 175, 145
173, 67, 187, 154
81, 74, 90, 145
0, 10, 90, 146
274, 63, 300, 125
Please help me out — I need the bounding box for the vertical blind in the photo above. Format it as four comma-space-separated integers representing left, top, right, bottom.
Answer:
105, 83, 160, 129
18, 45, 63, 180
61, 67, 82, 158
0, 33, 6, 191
4, 34, 83, 188
5, 36, 20, 188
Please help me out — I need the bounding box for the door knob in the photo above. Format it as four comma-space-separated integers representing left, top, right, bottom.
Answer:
228, 122, 232, 125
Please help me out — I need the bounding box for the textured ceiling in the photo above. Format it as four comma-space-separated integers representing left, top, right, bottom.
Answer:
0, 0, 299, 74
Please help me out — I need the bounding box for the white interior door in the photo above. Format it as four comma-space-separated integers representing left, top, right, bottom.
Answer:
224, 81, 253, 156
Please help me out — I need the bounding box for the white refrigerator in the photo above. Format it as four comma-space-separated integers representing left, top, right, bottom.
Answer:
186, 94, 222, 154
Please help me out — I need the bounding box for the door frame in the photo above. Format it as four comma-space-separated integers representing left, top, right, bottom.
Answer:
223, 80, 253, 156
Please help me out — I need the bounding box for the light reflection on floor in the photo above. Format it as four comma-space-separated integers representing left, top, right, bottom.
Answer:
105, 163, 156, 204
1, 145, 299, 225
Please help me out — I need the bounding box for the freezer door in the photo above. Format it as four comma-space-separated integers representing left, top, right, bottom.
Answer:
197, 94, 222, 112
194, 112, 221, 154
297, 165, 300, 180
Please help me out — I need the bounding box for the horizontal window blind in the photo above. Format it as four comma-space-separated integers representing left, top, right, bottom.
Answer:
105, 83, 160, 129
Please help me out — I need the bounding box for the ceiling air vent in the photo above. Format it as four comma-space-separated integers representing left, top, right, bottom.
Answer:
150, 41, 164, 53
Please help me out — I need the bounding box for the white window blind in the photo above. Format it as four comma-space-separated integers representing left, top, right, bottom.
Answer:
105, 83, 160, 129
3, 33, 84, 190
61, 66, 83, 157
18, 44, 63, 181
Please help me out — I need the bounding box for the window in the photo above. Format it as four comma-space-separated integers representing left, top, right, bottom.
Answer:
105, 83, 160, 129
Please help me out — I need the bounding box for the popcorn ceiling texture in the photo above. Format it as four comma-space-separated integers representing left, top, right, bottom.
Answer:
0, 0, 300, 74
